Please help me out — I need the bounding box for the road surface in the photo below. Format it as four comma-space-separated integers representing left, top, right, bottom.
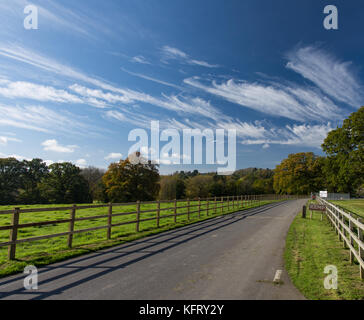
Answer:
0, 200, 306, 300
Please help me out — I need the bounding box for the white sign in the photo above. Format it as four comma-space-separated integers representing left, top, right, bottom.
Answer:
320, 191, 328, 198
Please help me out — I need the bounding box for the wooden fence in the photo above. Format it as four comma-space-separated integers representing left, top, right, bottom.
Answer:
317, 197, 364, 279
0, 194, 299, 261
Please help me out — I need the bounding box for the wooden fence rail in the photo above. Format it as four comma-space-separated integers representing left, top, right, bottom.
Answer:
0, 194, 301, 260
317, 197, 364, 279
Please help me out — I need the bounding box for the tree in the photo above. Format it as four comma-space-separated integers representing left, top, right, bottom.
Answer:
0, 158, 24, 204
185, 175, 213, 198
322, 107, 364, 194
102, 154, 160, 202
39, 162, 92, 204
159, 175, 186, 200
81, 166, 106, 202
18, 159, 49, 204
273, 152, 325, 195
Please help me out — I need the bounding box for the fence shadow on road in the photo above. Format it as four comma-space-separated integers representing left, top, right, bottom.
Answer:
0, 200, 290, 300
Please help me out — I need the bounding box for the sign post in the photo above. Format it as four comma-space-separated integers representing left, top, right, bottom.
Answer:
309, 204, 326, 220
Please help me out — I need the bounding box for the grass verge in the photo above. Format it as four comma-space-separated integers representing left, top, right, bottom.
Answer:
284, 201, 364, 300
0, 200, 276, 278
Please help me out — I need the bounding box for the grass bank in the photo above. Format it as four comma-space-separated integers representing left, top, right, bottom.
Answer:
330, 200, 364, 218
0, 200, 276, 278
284, 201, 364, 300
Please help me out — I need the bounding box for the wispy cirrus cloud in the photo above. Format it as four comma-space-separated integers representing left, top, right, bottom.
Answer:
184, 76, 342, 122
0, 80, 83, 104
0, 0, 117, 40
0, 135, 21, 146
166, 117, 333, 149
69, 83, 132, 105
0, 44, 222, 121
286, 45, 364, 108
0, 104, 93, 135
161, 46, 219, 68
240, 123, 334, 149
120, 67, 182, 89
130, 55, 151, 65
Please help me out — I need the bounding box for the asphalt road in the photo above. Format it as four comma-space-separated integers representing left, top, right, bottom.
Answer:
0, 200, 307, 300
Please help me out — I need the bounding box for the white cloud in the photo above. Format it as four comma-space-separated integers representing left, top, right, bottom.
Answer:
0, 0, 115, 40
44, 160, 54, 166
75, 158, 87, 168
0, 44, 223, 123
120, 67, 181, 89
0, 135, 21, 145
240, 123, 334, 148
161, 46, 219, 68
130, 55, 151, 64
286, 45, 364, 108
69, 83, 132, 104
184, 77, 342, 122
104, 152, 123, 160
0, 152, 31, 161
42, 139, 77, 153
0, 104, 93, 135
165, 117, 333, 149
0, 81, 83, 104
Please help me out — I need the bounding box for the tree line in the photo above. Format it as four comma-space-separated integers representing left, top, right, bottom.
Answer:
0, 155, 274, 205
0, 107, 362, 205
274, 107, 363, 196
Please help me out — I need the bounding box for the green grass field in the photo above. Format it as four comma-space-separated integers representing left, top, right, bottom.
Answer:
284, 201, 364, 300
330, 200, 364, 218
0, 199, 274, 278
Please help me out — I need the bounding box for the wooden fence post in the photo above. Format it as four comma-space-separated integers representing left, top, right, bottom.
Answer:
207, 198, 209, 216
68, 205, 76, 248
107, 203, 112, 240
157, 200, 161, 228
221, 196, 223, 214
358, 218, 364, 279
8, 207, 20, 260
198, 197, 201, 219
214, 197, 217, 215
302, 205, 306, 219
228, 196, 230, 211
187, 198, 190, 220
174, 199, 177, 223
136, 201, 141, 232
349, 214, 354, 264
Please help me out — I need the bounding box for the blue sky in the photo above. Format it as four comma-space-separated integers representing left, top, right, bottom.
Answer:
0, 0, 363, 173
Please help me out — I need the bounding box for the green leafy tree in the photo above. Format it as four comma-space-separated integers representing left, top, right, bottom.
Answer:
322, 107, 364, 194
81, 166, 106, 202
0, 158, 24, 204
185, 175, 213, 198
159, 175, 186, 200
273, 152, 325, 195
102, 154, 160, 202
39, 162, 92, 204
18, 159, 49, 204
